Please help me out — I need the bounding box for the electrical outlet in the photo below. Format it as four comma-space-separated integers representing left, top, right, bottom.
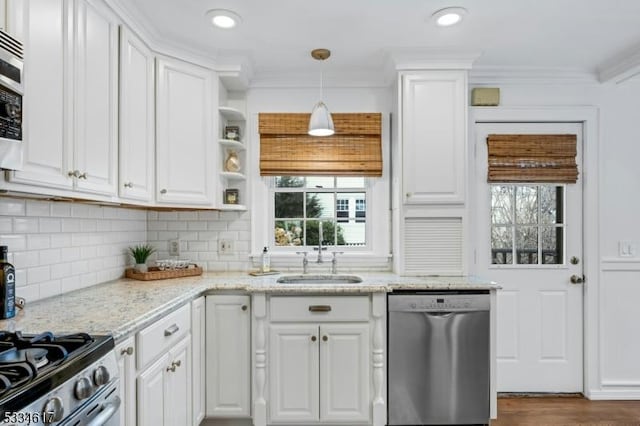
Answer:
169, 239, 180, 257
219, 239, 232, 254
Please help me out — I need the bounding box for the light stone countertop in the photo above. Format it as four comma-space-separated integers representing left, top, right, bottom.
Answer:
0, 272, 497, 342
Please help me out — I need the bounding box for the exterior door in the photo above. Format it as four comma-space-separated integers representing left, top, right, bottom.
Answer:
475, 122, 584, 392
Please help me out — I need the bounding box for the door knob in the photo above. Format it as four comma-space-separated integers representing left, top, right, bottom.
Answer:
570, 274, 584, 284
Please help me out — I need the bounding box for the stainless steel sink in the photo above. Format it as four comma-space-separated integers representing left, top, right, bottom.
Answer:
276, 274, 363, 284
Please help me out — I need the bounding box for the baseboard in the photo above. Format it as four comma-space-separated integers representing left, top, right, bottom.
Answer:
586, 389, 640, 400
199, 418, 253, 426
498, 392, 583, 398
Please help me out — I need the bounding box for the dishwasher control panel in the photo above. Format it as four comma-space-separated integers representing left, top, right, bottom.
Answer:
388, 292, 490, 312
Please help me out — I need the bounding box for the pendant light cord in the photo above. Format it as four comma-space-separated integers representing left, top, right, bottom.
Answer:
319, 58, 324, 102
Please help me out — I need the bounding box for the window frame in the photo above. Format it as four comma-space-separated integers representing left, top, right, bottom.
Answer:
269, 176, 373, 252
489, 183, 568, 269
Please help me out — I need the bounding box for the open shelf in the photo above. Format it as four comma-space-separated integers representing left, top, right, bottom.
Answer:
219, 203, 247, 211
220, 171, 246, 180
219, 139, 246, 150
219, 106, 246, 122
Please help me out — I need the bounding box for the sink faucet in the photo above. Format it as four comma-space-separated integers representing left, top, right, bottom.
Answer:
296, 251, 308, 274
314, 221, 327, 263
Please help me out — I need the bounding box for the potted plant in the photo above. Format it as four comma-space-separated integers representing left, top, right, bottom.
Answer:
129, 244, 156, 273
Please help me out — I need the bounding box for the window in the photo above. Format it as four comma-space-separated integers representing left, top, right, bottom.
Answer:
355, 199, 366, 223
273, 176, 367, 248
491, 184, 564, 265
336, 199, 349, 223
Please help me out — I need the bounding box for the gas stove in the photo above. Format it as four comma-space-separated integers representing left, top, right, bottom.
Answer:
0, 331, 119, 425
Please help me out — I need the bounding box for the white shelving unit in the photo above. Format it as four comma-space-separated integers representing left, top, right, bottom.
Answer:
218, 106, 247, 210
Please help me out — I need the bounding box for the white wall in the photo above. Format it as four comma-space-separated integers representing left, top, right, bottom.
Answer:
469, 77, 640, 398
0, 198, 147, 302
247, 86, 393, 270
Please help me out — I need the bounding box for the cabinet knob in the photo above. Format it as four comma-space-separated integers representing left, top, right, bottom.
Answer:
322, 335, 328, 342
166, 364, 176, 372
68, 170, 79, 178
124, 182, 133, 188
160, 189, 167, 194
120, 346, 134, 356
311, 335, 317, 342
406, 192, 411, 198
173, 360, 182, 368
78, 172, 88, 179
241, 304, 248, 311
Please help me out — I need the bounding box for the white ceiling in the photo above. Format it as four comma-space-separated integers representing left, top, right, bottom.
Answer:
119, 0, 640, 85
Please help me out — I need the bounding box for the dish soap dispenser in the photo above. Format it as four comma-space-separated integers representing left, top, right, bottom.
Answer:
261, 247, 270, 273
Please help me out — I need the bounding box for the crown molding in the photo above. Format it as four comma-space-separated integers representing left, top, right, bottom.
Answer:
597, 43, 640, 84
390, 47, 482, 70
469, 66, 599, 85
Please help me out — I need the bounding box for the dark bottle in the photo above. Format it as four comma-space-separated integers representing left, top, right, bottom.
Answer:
0, 245, 16, 319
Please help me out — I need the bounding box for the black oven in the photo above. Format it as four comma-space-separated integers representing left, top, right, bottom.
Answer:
0, 29, 23, 170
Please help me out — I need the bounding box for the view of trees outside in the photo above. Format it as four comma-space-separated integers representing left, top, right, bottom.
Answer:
491, 184, 564, 265
274, 176, 366, 247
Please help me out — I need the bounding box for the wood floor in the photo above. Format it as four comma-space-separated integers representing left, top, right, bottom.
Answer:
492, 396, 640, 425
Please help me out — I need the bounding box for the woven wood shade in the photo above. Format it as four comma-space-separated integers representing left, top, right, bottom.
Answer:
487, 134, 578, 183
259, 113, 382, 176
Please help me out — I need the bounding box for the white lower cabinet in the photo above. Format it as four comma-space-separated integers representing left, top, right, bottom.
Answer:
267, 296, 372, 425
136, 303, 192, 426
269, 324, 320, 423
206, 295, 251, 417
115, 337, 136, 426
319, 324, 370, 422
191, 296, 206, 425
138, 335, 192, 426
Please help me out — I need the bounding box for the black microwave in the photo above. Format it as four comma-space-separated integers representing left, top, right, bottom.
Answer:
0, 29, 23, 170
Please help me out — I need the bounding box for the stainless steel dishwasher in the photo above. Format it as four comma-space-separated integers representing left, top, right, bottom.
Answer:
387, 290, 490, 425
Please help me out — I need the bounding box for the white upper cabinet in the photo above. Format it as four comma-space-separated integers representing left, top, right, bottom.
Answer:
119, 26, 155, 203
401, 71, 467, 204
156, 56, 216, 206
6, 0, 119, 199
7, 0, 74, 191
73, 0, 119, 196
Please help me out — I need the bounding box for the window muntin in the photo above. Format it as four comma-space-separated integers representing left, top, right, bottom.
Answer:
273, 176, 367, 248
491, 184, 565, 265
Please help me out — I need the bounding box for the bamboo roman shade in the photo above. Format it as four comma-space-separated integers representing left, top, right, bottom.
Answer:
259, 113, 382, 176
487, 134, 578, 183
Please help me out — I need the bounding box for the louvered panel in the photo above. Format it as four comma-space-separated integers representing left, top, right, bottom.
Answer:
403, 218, 463, 274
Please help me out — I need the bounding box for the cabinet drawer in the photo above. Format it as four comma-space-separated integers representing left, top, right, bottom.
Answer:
137, 303, 191, 369
270, 296, 370, 322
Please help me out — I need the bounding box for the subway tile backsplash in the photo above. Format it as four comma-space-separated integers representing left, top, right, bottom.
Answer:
146, 210, 252, 272
0, 198, 147, 302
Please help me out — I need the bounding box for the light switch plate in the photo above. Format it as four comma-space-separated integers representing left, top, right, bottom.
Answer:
619, 240, 637, 257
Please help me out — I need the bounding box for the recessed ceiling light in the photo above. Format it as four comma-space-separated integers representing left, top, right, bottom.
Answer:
432, 7, 467, 27
206, 9, 242, 29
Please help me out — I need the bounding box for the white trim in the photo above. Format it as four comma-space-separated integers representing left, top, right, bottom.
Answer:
469, 67, 598, 85
600, 258, 640, 271
597, 43, 640, 84
587, 390, 640, 400
469, 106, 600, 398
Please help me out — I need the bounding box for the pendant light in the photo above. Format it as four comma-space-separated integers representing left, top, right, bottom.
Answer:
308, 48, 335, 137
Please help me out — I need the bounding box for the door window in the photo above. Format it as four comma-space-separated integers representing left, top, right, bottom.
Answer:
491, 184, 564, 265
